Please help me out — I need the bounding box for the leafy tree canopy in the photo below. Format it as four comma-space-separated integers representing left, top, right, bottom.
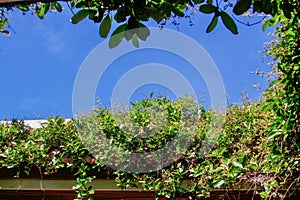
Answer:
0, 0, 299, 42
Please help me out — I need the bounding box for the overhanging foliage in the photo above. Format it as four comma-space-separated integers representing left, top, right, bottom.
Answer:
0, 0, 299, 45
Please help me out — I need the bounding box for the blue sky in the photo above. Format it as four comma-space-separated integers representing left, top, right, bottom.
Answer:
0, 6, 272, 120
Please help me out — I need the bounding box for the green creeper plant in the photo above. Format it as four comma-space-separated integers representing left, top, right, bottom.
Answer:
0, 92, 299, 199
0, 2, 299, 200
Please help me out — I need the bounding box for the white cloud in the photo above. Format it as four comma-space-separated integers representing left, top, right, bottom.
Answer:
31, 22, 65, 53
19, 96, 56, 111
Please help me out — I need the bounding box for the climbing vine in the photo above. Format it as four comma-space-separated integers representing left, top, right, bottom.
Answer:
0, 89, 299, 200
0, 1, 299, 200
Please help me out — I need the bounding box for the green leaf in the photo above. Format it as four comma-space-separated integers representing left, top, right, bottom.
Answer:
212, 180, 224, 188
37, 3, 50, 19
88, 10, 97, 20
233, 0, 252, 15
221, 11, 238, 34
206, 15, 218, 33
193, 0, 205, 4
232, 161, 243, 168
172, 7, 185, 17
136, 23, 150, 41
0, 153, 6, 158
132, 33, 139, 48
268, 129, 283, 139
99, 15, 112, 38
262, 19, 270, 31
111, 24, 127, 37
124, 30, 133, 41
0, 29, 9, 35
199, 4, 217, 14
0, 19, 8, 29
17, 5, 29, 12
53, 2, 62, 12
270, 0, 278, 16
92, 8, 104, 23
71, 9, 89, 24
109, 24, 127, 48
114, 10, 127, 23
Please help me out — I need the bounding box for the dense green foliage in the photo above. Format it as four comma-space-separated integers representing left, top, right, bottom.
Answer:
0, 0, 299, 44
0, 90, 299, 200
259, 8, 299, 199
0, 0, 299, 200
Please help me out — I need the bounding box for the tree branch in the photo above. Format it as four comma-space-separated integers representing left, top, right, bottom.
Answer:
231, 14, 267, 27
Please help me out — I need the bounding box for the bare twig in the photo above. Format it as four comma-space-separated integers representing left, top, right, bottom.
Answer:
282, 177, 300, 199
36, 164, 45, 191
66, 1, 74, 15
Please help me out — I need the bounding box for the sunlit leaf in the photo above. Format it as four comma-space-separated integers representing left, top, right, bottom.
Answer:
212, 180, 224, 188
0, 19, 8, 29
232, 161, 243, 168
268, 130, 283, 139
37, 3, 50, 19
262, 19, 270, 31
172, 7, 185, 17
17, 5, 29, 12
53, 2, 63, 12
